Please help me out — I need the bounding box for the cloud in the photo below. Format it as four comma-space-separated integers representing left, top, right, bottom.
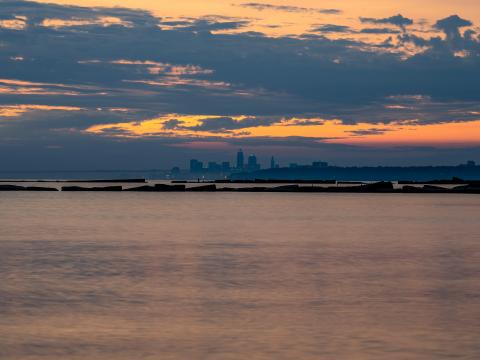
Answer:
360, 14, 413, 30
398, 15, 479, 56
359, 27, 401, 34
160, 18, 250, 32
158, 116, 284, 133
238, 3, 342, 15
187, 116, 282, 132
0, 78, 105, 96
0, 16, 27, 30
109, 60, 214, 75
283, 119, 325, 126
312, 24, 352, 33
312, 24, 401, 35
0, 104, 83, 117
434, 15, 472, 40
125, 78, 231, 90
0, 0, 159, 29
162, 119, 185, 130
41, 16, 133, 28
347, 128, 393, 136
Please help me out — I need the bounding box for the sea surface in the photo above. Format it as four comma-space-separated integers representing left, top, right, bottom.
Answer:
0, 192, 479, 360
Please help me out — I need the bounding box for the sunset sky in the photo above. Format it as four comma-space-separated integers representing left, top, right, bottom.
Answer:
1, 0, 480, 169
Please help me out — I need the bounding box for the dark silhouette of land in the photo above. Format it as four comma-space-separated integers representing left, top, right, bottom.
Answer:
1, 180, 480, 194
232, 164, 480, 181
0, 178, 146, 183
124, 184, 186, 192
173, 179, 337, 184
62, 186, 123, 192
0, 185, 58, 191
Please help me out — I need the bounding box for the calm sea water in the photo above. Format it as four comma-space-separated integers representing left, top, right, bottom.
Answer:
0, 192, 479, 360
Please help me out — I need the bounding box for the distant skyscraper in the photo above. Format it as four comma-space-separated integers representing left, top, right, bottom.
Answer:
248, 154, 257, 167
189, 159, 203, 172
236, 149, 244, 169
270, 156, 275, 169
247, 154, 260, 171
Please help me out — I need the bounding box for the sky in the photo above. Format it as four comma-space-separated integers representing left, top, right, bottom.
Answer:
1, 0, 480, 169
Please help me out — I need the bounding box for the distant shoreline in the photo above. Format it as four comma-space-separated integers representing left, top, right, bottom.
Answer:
0, 163, 479, 182
1, 181, 480, 194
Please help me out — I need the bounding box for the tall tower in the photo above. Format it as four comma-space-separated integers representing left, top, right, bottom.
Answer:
270, 156, 275, 169
236, 149, 244, 170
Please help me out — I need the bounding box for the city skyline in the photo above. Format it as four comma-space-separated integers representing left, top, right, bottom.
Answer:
184, 148, 475, 176
189, 149, 266, 173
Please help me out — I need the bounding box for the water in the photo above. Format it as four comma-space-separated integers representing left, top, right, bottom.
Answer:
0, 192, 479, 360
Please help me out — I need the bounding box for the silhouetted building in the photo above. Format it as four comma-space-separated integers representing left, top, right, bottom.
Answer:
312, 161, 328, 168
270, 156, 276, 169
466, 160, 476, 167
190, 159, 203, 172
222, 162, 231, 171
247, 154, 260, 171
208, 162, 222, 172
236, 149, 244, 169
171, 166, 180, 175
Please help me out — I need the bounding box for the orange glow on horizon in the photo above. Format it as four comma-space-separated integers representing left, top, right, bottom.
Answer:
85, 114, 480, 147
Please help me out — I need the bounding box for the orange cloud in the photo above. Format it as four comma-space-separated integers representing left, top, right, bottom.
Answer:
0, 105, 84, 117
41, 16, 132, 28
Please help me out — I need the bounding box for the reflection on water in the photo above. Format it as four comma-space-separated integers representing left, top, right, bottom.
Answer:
0, 193, 479, 359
